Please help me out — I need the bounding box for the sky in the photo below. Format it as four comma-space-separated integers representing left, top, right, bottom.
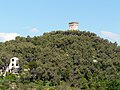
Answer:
0, 0, 120, 45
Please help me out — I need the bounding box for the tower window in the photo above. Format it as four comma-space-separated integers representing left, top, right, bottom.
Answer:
12, 59, 14, 61
12, 64, 14, 66
16, 64, 19, 66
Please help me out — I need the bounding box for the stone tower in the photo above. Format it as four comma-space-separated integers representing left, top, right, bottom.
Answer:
69, 22, 79, 30
3, 57, 20, 76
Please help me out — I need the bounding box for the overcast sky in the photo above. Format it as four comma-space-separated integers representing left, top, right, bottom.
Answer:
0, 0, 120, 45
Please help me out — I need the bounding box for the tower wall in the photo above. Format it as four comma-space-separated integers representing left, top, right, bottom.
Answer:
69, 22, 79, 30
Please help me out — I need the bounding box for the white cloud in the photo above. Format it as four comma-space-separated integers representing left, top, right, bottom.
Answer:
30, 28, 39, 32
0, 32, 20, 42
101, 31, 120, 40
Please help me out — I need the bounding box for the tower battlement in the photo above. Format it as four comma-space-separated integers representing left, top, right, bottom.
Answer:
69, 22, 79, 30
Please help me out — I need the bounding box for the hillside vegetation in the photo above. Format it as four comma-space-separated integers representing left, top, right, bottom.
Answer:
0, 30, 120, 90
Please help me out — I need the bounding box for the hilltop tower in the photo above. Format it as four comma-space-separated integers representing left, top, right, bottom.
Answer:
69, 22, 79, 30
5, 57, 19, 75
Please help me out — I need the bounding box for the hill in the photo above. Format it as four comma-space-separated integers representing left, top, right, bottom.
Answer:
0, 30, 120, 89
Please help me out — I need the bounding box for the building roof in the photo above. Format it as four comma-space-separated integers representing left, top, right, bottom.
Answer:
11, 57, 19, 60
69, 22, 79, 24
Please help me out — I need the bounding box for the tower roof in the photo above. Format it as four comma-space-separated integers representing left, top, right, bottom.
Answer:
10, 57, 19, 60
69, 22, 79, 24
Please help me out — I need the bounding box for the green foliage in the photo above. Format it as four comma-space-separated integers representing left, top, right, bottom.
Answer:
0, 30, 119, 89
107, 79, 120, 90
3, 74, 17, 82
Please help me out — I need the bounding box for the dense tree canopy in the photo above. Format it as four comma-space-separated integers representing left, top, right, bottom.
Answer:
0, 30, 120, 89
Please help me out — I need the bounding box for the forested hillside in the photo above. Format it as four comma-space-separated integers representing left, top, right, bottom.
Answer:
0, 30, 120, 90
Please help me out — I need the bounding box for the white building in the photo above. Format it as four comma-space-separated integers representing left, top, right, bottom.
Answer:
69, 22, 79, 30
9, 57, 19, 70
3, 57, 20, 76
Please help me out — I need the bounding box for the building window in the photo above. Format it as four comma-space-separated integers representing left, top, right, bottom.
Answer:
9, 70, 11, 72
12, 59, 14, 61
12, 64, 14, 66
